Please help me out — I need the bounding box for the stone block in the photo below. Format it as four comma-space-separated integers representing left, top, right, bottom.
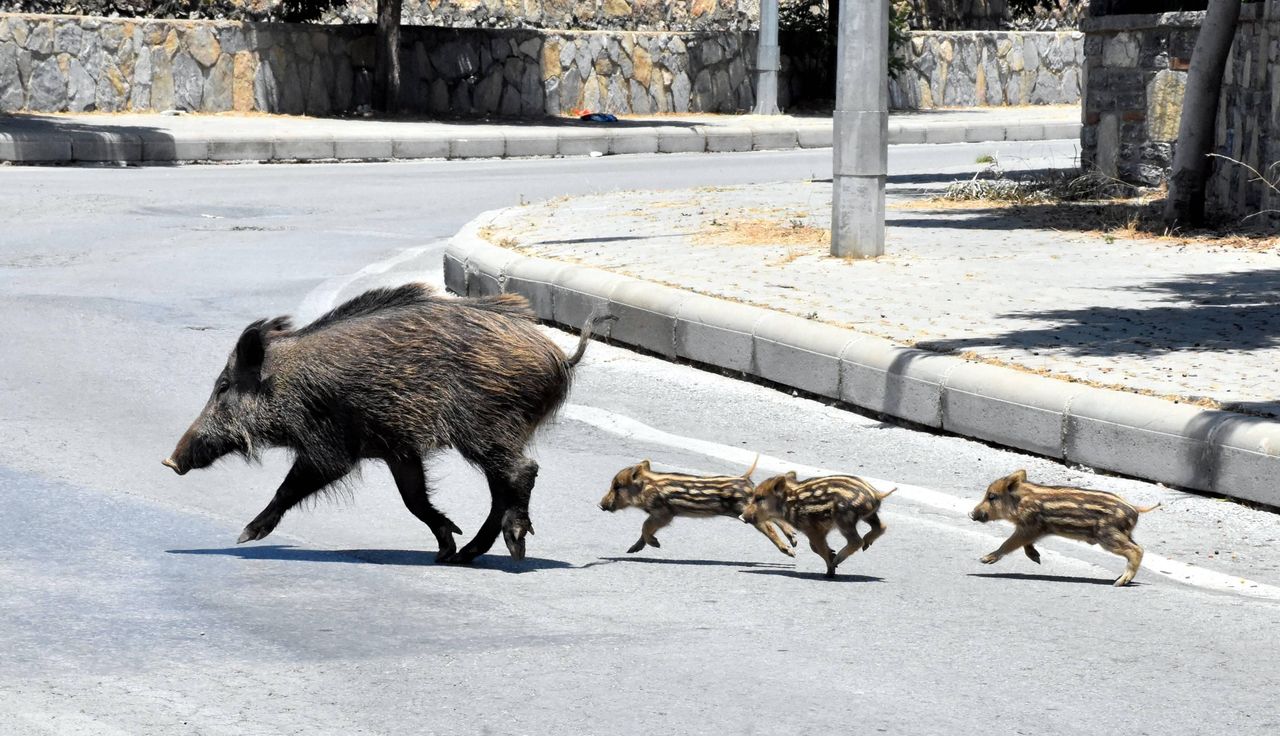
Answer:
451, 133, 507, 159
608, 130, 659, 155
393, 137, 451, 159
753, 315, 858, 400
505, 130, 560, 157
703, 127, 752, 152
840, 339, 951, 429
657, 127, 705, 153
674, 294, 763, 374
1064, 389, 1219, 491
607, 280, 685, 358
942, 362, 1080, 459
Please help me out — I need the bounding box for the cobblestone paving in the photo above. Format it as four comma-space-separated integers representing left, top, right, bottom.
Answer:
489, 180, 1280, 416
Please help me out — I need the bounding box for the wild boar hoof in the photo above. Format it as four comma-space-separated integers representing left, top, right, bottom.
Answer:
980, 553, 999, 564
783, 547, 797, 558
434, 537, 458, 561
237, 521, 275, 544
501, 510, 532, 561
626, 539, 646, 554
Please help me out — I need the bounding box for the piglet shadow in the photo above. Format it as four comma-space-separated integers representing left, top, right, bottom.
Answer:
741, 569, 885, 583
167, 544, 573, 573
585, 555, 794, 569
968, 572, 1142, 587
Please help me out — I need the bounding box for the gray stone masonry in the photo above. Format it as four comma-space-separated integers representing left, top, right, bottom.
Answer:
1082, 2, 1280, 229
889, 30, 1083, 108
0, 13, 1086, 116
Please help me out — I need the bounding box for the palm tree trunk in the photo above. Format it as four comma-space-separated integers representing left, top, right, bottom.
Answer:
373, 0, 403, 113
1162, 0, 1241, 228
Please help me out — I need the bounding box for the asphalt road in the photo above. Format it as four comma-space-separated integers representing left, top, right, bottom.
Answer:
3, 142, 1279, 735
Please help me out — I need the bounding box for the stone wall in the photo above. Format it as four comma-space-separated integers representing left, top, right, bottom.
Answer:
1078, 11, 1200, 184
905, 0, 1088, 30
0, 13, 763, 115
889, 30, 1082, 107
340, 0, 759, 31
1081, 3, 1279, 228
1207, 1, 1279, 228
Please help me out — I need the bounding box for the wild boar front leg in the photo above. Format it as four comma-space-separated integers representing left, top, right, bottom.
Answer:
980, 527, 1042, 565
238, 459, 345, 544
388, 454, 463, 562
751, 519, 798, 557
628, 510, 673, 553
774, 520, 799, 548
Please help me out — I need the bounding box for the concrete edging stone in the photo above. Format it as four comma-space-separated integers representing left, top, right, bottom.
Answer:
443, 210, 1280, 507
0, 119, 1082, 165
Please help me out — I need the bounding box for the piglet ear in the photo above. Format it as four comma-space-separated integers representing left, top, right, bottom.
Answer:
234, 320, 268, 377
637, 459, 651, 473
785, 470, 798, 481
1010, 469, 1028, 485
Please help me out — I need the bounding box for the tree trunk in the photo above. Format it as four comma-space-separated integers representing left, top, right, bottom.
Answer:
373, 0, 403, 113
1162, 0, 1241, 228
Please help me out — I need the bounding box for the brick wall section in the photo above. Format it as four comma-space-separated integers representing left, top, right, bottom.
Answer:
1079, 11, 1201, 185
1081, 2, 1279, 228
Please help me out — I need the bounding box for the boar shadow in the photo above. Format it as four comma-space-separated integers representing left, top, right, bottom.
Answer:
588, 556, 793, 570
968, 572, 1144, 587
168, 545, 572, 573
740, 569, 884, 583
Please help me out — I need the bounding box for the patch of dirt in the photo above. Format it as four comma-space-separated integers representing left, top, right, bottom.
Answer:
692, 218, 830, 248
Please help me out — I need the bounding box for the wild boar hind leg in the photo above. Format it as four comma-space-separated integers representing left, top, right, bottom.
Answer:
387, 454, 463, 562
237, 459, 348, 544
446, 452, 539, 564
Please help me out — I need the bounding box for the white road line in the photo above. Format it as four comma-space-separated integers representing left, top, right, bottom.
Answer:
297, 240, 446, 323
562, 403, 1280, 602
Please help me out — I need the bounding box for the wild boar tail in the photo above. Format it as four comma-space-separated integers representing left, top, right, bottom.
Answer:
876, 486, 898, 502
741, 453, 760, 478
566, 310, 618, 368
1135, 502, 1162, 513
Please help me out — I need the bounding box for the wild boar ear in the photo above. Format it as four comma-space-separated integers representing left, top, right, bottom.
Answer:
637, 459, 651, 474
1010, 469, 1028, 485
785, 470, 798, 481
234, 321, 268, 378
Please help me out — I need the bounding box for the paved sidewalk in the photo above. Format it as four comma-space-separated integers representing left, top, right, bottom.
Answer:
444, 178, 1280, 506
0, 106, 1080, 164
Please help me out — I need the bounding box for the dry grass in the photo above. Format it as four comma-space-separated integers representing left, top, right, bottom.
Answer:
912, 163, 1280, 250
692, 218, 830, 248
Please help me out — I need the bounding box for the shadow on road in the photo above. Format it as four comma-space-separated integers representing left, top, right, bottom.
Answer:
967, 572, 1140, 587
589, 555, 793, 569
167, 544, 573, 572
741, 569, 884, 583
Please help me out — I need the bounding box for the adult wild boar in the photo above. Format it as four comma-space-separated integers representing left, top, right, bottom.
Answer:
162, 283, 612, 564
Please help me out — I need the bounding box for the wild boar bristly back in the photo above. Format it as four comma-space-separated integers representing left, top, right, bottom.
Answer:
261, 284, 575, 471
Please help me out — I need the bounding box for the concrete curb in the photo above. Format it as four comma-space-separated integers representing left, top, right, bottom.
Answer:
443, 211, 1280, 507
0, 120, 1082, 165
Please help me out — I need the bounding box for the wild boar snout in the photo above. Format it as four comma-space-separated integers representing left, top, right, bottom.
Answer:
970, 508, 988, 523
162, 457, 187, 476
